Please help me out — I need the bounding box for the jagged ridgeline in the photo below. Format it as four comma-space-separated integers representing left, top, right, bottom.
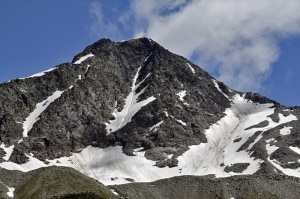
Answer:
0, 38, 300, 199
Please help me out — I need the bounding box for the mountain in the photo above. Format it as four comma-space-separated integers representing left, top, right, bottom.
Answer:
0, 38, 300, 198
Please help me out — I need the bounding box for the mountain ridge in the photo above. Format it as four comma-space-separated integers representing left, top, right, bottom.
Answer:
0, 37, 300, 198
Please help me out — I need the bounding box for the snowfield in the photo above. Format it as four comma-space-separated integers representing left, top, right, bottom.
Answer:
0, 92, 298, 185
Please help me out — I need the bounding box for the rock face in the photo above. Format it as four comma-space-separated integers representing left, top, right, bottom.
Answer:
0, 38, 231, 163
0, 38, 300, 197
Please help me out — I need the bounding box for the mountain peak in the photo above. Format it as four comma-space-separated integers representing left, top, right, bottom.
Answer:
72, 37, 162, 63
0, 38, 299, 189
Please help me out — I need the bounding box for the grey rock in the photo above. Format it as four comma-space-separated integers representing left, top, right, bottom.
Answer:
0, 37, 300, 198
0, 38, 231, 165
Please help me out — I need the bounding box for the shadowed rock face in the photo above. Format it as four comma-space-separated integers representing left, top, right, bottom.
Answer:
0, 38, 300, 198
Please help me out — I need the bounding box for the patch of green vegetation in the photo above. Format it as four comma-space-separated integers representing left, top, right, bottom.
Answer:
14, 166, 117, 199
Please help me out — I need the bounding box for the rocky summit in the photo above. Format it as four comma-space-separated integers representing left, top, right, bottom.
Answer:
0, 38, 300, 198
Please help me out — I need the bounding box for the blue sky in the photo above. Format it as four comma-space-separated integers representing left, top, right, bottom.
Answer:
1, 0, 300, 106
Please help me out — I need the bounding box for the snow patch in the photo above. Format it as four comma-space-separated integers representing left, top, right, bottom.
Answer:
6, 186, 14, 198
86, 64, 91, 73
265, 138, 275, 144
21, 90, 64, 138
167, 154, 173, 159
27, 68, 56, 78
0, 144, 14, 161
105, 66, 156, 134
144, 53, 152, 62
176, 90, 186, 101
266, 144, 300, 178
280, 126, 293, 136
164, 111, 169, 117
110, 189, 119, 195
213, 79, 229, 99
176, 90, 190, 106
19, 68, 57, 80
186, 63, 195, 74
278, 113, 297, 123
0, 152, 73, 172
133, 147, 144, 153
74, 53, 94, 64
290, 146, 300, 155
176, 119, 187, 126
266, 143, 279, 155
149, 121, 164, 132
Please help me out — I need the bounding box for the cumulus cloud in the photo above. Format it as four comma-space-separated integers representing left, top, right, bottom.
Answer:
130, 0, 300, 91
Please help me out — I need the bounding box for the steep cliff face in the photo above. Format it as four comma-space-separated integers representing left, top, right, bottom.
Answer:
0, 38, 231, 163
0, 38, 299, 191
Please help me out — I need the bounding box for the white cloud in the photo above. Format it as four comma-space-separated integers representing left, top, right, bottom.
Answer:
89, 2, 118, 38
130, 0, 300, 91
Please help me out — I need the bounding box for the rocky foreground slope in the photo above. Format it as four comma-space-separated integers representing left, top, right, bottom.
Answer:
0, 38, 300, 198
